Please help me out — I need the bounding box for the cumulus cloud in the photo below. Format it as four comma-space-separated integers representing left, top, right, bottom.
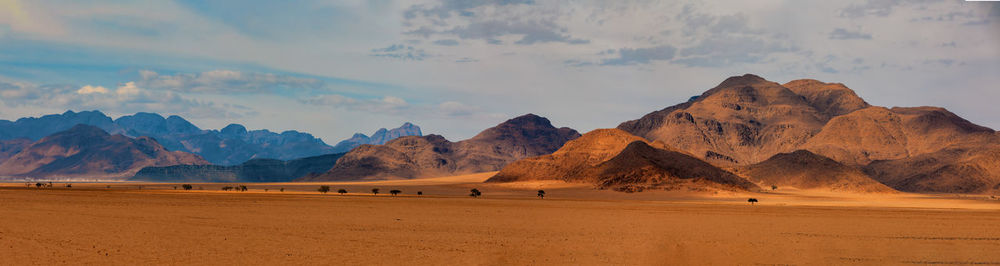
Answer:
137, 70, 324, 93
829, 28, 873, 40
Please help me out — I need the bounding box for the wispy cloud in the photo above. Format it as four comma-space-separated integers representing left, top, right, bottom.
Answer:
370, 44, 428, 60
829, 28, 873, 40
137, 70, 324, 93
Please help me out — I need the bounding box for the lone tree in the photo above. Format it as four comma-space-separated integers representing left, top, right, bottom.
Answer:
470, 188, 482, 198
771, 185, 778, 191
338, 188, 348, 195
390, 189, 401, 196
318, 186, 331, 194
537, 190, 546, 199
748, 198, 759, 205
417, 191, 423, 196
182, 184, 193, 190
371, 188, 380, 195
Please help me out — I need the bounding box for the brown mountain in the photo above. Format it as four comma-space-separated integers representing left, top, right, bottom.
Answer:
735, 150, 894, 193
487, 129, 758, 192
618, 74, 839, 166
299, 114, 580, 181
803, 106, 995, 166
863, 142, 1000, 194
618, 74, 999, 193
0, 124, 207, 179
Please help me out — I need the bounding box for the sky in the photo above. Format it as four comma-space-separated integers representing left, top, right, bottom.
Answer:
0, 0, 997, 143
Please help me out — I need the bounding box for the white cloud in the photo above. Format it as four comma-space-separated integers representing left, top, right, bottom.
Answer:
76, 85, 109, 94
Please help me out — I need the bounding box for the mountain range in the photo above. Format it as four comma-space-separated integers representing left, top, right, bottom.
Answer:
299, 114, 580, 181
0, 125, 207, 179
1, 74, 998, 194
0, 111, 420, 165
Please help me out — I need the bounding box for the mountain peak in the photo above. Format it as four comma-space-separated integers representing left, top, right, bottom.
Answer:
716, 74, 768, 88
220, 124, 248, 135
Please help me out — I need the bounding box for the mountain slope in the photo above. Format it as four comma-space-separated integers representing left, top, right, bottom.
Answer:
863, 142, 1000, 194
487, 129, 757, 192
132, 153, 345, 182
0, 125, 207, 179
301, 114, 580, 181
735, 150, 894, 193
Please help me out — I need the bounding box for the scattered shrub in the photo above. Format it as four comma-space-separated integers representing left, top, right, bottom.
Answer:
371, 188, 380, 195
65, 184, 72, 188
221, 186, 234, 191
771, 185, 778, 190
748, 198, 759, 205
280, 188, 285, 192
389, 189, 401, 196
182, 184, 193, 190
537, 190, 545, 198
417, 191, 423, 196
318, 186, 331, 194
338, 189, 347, 195
469, 188, 482, 198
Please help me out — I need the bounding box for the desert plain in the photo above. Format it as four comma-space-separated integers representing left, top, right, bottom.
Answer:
1, 172, 999, 265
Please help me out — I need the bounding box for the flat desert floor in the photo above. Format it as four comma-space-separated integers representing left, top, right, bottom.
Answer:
2, 173, 1000, 265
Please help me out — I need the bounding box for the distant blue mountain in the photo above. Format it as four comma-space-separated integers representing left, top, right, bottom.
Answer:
0, 110, 421, 166
331, 122, 422, 152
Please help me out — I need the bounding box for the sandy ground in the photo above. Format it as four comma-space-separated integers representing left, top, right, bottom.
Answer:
2, 173, 1000, 265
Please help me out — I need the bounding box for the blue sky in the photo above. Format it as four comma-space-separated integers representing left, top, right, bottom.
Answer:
0, 0, 998, 143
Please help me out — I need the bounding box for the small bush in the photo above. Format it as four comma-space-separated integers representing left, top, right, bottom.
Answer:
338, 189, 347, 195
389, 189, 401, 196
221, 186, 233, 191
65, 184, 72, 188
470, 188, 482, 198
537, 190, 545, 198
318, 186, 331, 194
417, 191, 423, 196
280, 188, 284, 192
748, 198, 759, 205
182, 184, 193, 190
371, 188, 379, 195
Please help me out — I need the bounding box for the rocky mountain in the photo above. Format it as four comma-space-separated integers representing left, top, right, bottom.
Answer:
734, 150, 894, 193
331, 122, 422, 153
617, 74, 1000, 193
0, 110, 420, 165
300, 114, 580, 181
0, 125, 207, 179
132, 153, 345, 182
486, 129, 758, 192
